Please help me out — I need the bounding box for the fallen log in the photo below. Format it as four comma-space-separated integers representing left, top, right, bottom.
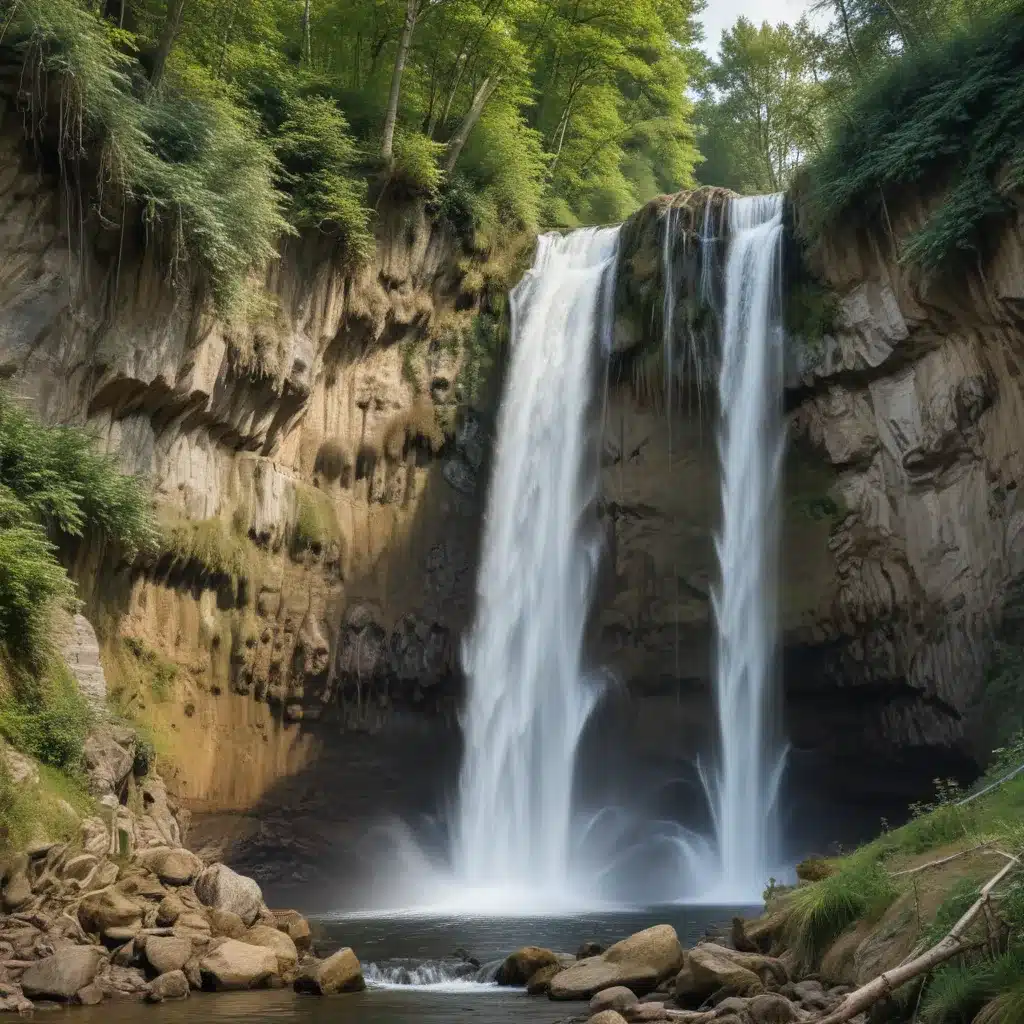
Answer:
814, 852, 1020, 1024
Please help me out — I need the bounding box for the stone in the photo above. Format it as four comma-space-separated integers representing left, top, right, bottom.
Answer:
578, 941, 605, 959
194, 863, 264, 926
79, 889, 143, 935
590, 986, 639, 1013
749, 993, 801, 1024
550, 926, 684, 1001
80, 817, 111, 859
145, 935, 192, 975
148, 970, 189, 1001
156, 894, 185, 927
61, 614, 109, 714
793, 980, 825, 999
293, 947, 364, 995
0, 982, 34, 1013
526, 963, 563, 995
82, 727, 135, 798
272, 909, 312, 951
2, 746, 38, 787
198, 939, 278, 990
678, 944, 787, 999
2, 872, 32, 912
136, 848, 203, 886
496, 946, 561, 986
76, 982, 105, 1005
173, 912, 212, 939
104, 925, 141, 943
208, 908, 247, 939
627, 1005, 667, 1022
244, 924, 298, 974
21, 947, 104, 1000
589, 1013, 628, 1024
97, 963, 152, 999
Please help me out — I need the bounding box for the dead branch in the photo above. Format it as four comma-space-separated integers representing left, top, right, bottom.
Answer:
890, 842, 994, 877
814, 853, 1020, 1024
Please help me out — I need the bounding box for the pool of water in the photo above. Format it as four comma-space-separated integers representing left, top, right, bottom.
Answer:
74, 904, 755, 1023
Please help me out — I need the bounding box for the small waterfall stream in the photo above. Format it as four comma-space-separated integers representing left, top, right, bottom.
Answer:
702, 194, 788, 899
451, 227, 621, 906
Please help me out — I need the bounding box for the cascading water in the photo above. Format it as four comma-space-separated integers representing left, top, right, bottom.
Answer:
700, 194, 788, 900
450, 227, 621, 907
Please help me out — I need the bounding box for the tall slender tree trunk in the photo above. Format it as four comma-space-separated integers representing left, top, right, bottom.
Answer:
834, 0, 862, 72
443, 76, 498, 173
150, 0, 188, 91
381, 0, 419, 163
301, 0, 312, 63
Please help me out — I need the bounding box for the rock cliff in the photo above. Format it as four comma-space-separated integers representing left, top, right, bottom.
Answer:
604, 187, 1024, 819
0, 107, 493, 842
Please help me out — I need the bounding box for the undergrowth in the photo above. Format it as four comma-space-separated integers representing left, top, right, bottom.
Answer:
0, 754, 92, 851
800, 8, 1024, 274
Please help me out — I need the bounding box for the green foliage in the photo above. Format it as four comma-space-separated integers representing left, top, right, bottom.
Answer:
291, 486, 339, 556
391, 130, 445, 197
800, 8, 1024, 271
0, 661, 92, 772
922, 951, 1024, 1024
273, 94, 373, 258
0, 755, 92, 851
0, 391, 153, 662
921, 877, 981, 947
160, 513, 252, 581
783, 857, 898, 966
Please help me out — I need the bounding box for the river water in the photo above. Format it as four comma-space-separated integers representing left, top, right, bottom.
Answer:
75, 905, 750, 1023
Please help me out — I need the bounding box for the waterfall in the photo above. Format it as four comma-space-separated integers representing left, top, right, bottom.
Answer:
451, 227, 621, 905
702, 194, 788, 899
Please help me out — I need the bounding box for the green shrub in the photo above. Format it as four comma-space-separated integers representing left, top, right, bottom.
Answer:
160, 513, 252, 581
275, 94, 373, 259
923, 950, 1024, 1024
783, 857, 898, 967
123, 637, 177, 703
0, 662, 91, 771
800, 9, 1024, 273
291, 486, 339, 556
0, 756, 91, 851
391, 130, 445, 197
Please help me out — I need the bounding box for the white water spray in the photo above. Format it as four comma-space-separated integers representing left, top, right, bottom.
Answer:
701, 194, 788, 899
451, 227, 621, 906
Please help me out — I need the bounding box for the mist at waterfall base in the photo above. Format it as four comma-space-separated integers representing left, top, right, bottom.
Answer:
348, 199, 789, 915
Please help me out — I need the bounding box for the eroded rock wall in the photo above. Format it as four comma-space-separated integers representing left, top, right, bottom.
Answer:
604, 187, 1024, 809
0, 119, 490, 815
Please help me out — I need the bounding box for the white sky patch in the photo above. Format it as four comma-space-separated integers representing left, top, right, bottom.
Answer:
698, 0, 828, 56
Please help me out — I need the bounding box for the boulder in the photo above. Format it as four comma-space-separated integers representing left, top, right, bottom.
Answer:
173, 912, 212, 940
208, 908, 247, 939
749, 993, 801, 1024
144, 935, 192, 975
21, 947, 104, 1000
590, 986, 639, 1014
1, 872, 32, 912
3, 747, 38, 787
629, 1005, 668, 1022
97, 963, 152, 1000
293, 947, 364, 995
497, 946, 561, 986
578, 941, 605, 959
272, 909, 312, 951
148, 970, 189, 1001
550, 926, 684, 1000
194, 864, 263, 926
678, 945, 767, 999
79, 889, 143, 936
156, 895, 185, 927
244, 924, 298, 974
63, 854, 99, 881
527, 963, 563, 995
589, 1013, 628, 1024
198, 939, 278, 990
136, 848, 202, 886
82, 726, 135, 798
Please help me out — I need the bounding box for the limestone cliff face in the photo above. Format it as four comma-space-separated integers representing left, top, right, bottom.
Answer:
0, 119, 490, 815
605, 187, 1024, 802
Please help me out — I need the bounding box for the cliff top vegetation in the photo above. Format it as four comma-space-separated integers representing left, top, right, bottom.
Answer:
2, 0, 706, 309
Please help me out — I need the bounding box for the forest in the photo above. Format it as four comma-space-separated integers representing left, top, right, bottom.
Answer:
1, 0, 1019, 309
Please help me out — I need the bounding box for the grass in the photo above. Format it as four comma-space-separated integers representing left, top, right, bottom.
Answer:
799, 7, 1024, 273
782, 857, 899, 967
0, 754, 93, 851
122, 636, 177, 703
291, 485, 341, 557
158, 510, 260, 584
922, 950, 1024, 1024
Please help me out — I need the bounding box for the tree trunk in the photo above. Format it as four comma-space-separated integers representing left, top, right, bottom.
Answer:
150, 0, 189, 91
442, 76, 498, 173
301, 0, 312, 63
380, 0, 419, 163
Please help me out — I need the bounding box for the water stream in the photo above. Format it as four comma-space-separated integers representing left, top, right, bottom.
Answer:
451, 227, 622, 909
701, 194, 788, 899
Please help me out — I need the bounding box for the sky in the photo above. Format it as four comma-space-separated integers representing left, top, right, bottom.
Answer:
698, 0, 823, 55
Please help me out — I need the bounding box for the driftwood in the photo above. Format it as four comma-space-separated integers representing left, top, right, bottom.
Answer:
890, 842, 994, 878
813, 852, 1020, 1024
